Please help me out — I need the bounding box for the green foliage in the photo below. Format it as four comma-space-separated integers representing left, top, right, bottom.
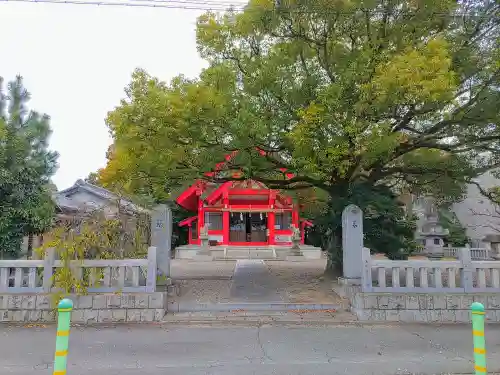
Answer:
86, 167, 191, 248
102, 0, 498, 195
98, 0, 499, 265
438, 208, 469, 247
84, 172, 100, 185
37, 205, 150, 301
307, 183, 417, 268
0, 76, 58, 259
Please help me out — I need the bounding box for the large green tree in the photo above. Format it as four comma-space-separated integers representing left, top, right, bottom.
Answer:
99, 0, 499, 262
0, 76, 59, 258
102, 0, 499, 195
306, 183, 416, 263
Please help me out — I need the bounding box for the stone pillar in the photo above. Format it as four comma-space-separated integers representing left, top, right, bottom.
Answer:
490, 242, 500, 260
289, 224, 302, 255
195, 224, 213, 260
342, 204, 364, 283
150, 204, 172, 277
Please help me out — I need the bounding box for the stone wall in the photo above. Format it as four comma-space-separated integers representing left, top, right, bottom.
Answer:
339, 283, 500, 323
0, 293, 167, 323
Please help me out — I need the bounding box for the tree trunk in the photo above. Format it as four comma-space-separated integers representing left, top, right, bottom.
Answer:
26, 234, 34, 259
324, 232, 343, 276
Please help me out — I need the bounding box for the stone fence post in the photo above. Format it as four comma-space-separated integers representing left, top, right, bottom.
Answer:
150, 204, 172, 278
43, 248, 55, 293
459, 248, 473, 292
342, 204, 364, 284
361, 247, 373, 292
146, 246, 157, 293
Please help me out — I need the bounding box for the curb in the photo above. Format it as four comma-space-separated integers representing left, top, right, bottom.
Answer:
163, 319, 362, 327
166, 302, 342, 313
162, 309, 359, 326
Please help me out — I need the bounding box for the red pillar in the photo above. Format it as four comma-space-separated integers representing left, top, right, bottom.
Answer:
197, 197, 204, 245
268, 213, 275, 245
300, 222, 305, 244
222, 191, 229, 245
268, 190, 276, 245
292, 205, 299, 228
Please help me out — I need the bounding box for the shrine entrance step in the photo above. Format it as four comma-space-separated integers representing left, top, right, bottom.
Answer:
174, 244, 324, 260
166, 301, 342, 313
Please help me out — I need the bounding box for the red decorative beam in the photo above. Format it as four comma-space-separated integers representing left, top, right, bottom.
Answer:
229, 189, 269, 196
205, 181, 232, 205
178, 216, 198, 227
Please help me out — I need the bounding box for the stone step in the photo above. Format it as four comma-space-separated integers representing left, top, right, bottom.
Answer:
166, 301, 342, 313
176, 245, 321, 250
174, 245, 324, 260
219, 251, 277, 260
163, 310, 358, 325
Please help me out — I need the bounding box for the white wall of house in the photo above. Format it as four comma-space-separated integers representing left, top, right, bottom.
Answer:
452, 171, 500, 245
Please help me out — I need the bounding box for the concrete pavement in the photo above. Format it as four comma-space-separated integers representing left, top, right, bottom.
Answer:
2, 323, 500, 374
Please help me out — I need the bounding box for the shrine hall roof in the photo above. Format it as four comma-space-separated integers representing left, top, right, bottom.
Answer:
175, 149, 295, 211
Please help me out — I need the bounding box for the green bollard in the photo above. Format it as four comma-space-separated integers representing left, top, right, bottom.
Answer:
471, 302, 487, 375
53, 298, 73, 375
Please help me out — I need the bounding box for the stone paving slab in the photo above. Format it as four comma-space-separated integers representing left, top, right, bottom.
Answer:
230, 260, 287, 302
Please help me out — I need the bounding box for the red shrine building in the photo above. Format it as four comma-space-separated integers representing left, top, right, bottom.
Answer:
176, 151, 314, 251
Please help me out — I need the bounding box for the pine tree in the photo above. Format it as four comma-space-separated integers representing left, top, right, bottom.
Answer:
0, 76, 59, 258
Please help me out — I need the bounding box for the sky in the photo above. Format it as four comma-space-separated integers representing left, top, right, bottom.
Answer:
0, 2, 212, 190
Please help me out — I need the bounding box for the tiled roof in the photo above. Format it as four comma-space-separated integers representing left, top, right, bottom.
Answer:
54, 179, 146, 213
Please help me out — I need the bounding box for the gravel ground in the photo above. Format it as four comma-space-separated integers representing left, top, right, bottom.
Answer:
171, 279, 233, 304
168, 260, 236, 304
265, 260, 343, 304
168, 259, 344, 305
170, 260, 236, 279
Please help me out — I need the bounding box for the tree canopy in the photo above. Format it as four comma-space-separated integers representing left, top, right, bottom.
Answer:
100, 0, 499, 204
0, 76, 59, 258
96, 0, 499, 264
306, 182, 416, 261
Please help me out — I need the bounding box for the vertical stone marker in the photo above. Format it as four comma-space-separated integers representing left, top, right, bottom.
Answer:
342, 204, 364, 282
150, 204, 172, 277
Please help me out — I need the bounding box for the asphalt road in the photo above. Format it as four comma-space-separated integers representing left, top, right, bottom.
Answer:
2, 323, 500, 375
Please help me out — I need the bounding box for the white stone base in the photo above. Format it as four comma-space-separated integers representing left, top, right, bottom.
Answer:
175, 248, 199, 259
193, 255, 214, 262
338, 277, 362, 286
301, 249, 323, 260
174, 245, 323, 261
0, 292, 167, 323
286, 255, 306, 261
343, 288, 500, 323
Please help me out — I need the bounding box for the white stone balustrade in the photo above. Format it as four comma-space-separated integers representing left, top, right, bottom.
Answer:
362, 247, 500, 293
443, 246, 491, 260
0, 247, 157, 294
